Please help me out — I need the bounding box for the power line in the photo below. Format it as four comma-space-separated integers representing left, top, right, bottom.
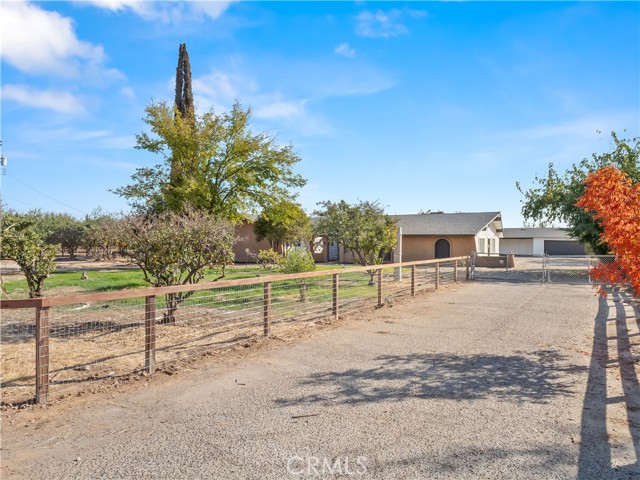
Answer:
3, 196, 41, 209
5, 173, 89, 215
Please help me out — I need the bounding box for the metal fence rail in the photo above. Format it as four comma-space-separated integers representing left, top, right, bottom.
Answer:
0, 257, 469, 405
471, 254, 615, 285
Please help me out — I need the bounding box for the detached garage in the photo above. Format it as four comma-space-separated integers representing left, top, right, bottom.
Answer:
500, 228, 586, 256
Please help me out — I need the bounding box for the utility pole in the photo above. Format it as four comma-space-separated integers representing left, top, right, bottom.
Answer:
0, 140, 7, 296
0, 139, 7, 212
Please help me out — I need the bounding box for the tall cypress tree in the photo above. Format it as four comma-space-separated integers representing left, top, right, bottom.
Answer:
174, 43, 194, 121
170, 43, 195, 199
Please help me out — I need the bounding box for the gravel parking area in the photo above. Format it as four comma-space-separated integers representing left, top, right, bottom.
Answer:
2, 281, 639, 479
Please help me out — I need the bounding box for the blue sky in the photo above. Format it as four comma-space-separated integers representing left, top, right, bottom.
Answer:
1, 1, 638, 227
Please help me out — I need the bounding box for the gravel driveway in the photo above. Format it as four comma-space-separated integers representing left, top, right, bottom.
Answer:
2, 281, 639, 479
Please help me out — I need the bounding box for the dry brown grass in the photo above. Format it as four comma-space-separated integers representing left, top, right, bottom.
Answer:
1, 268, 449, 405
1, 300, 337, 405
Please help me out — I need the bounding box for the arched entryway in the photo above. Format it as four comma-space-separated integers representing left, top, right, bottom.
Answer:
435, 238, 451, 259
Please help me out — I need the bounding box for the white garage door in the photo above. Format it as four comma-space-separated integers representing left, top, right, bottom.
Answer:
500, 239, 533, 256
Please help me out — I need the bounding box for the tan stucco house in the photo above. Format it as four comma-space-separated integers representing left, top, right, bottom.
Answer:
232, 220, 272, 263
235, 211, 504, 264
392, 211, 504, 262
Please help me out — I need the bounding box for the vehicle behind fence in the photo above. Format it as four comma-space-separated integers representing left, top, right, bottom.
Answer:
1, 257, 469, 405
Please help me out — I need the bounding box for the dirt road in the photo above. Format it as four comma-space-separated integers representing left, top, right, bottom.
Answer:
2, 281, 639, 479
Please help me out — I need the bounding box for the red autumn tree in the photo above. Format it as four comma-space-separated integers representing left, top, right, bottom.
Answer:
576, 166, 640, 296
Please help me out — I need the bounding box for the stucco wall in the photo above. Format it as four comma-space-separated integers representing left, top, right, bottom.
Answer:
312, 236, 328, 263
475, 223, 501, 254
475, 253, 515, 268
313, 237, 351, 263
233, 222, 272, 263
532, 238, 547, 256
400, 235, 476, 262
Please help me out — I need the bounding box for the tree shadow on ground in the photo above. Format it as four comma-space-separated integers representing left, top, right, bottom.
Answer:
578, 289, 640, 479
373, 445, 575, 478
276, 349, 585, 407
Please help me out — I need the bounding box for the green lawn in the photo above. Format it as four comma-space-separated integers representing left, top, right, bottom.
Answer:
1, 263, 347, 299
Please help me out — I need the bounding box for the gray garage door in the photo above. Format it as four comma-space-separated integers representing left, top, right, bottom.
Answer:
544, 240, 586, 256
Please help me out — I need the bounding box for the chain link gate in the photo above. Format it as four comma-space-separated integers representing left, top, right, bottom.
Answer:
470, 254, 615, 285
545, 255, 615, 284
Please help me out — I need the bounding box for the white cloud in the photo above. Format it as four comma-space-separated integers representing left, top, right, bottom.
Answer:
356, 10, 408, 38
254, 100, 307, 120
77, 0, 150, 14
189, 59, 394, 136
120, 86, 136, 99
193, 71, 307, 120
407, 9, 429, 19
356, 8, 427, 39
192, 71, 241, 110
0, 1, 115, 78
190, 1, 236, 20
191, 68, 328, 134
335, 43, 356, 58
81, 0, 236, 23
2, 84, 86, 115
19, 125, 111, 144
302, 64, 395, 98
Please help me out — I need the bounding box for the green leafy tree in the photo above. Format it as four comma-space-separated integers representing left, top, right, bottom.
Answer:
113, 101, 306, 220
49, 224, 85, 259
256, 248, 316, 301
517, 132, 640, 254
279, 249, 316, 302
256, 249, 283, 269
1, 212, 58, 298
83, 209, 124, 260
12, 210, 78, 252
119, 207, 236, 323
254, 200, 311, 253
313, 200, 397, 285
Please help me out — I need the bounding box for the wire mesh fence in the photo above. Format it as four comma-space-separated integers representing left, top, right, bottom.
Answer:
471, 254, 617, 285
545, 255, 615, 285
1, 257, 469, 405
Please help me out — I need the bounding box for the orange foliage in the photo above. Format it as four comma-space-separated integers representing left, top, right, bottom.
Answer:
576, 166, 640, 296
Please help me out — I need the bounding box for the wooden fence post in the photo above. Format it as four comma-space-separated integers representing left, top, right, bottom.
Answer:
454, 261, 458, 282
263, 282, 272, 335
411, 265, 416, 297
35, 306, 50, 404
377, 268, 383, 307
466, 257, 470, 280
435, 262, 440, 290
145, 295, 156, 374
332, 274, 339, 319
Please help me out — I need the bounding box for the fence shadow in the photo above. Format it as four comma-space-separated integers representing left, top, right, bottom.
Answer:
276, 349, 585, 407
578, 289, 640, 478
